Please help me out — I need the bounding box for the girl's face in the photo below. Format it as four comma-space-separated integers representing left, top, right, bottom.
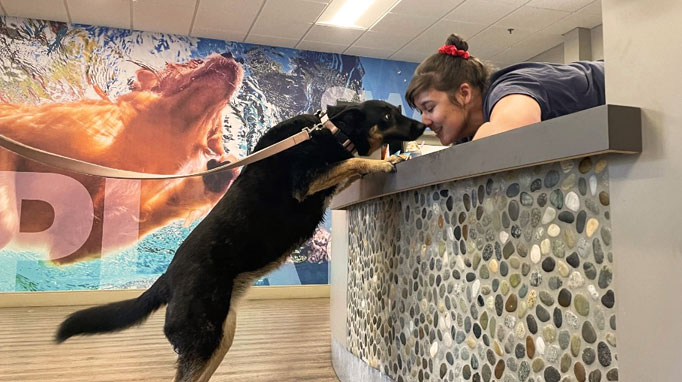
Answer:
414, 88, 467, 145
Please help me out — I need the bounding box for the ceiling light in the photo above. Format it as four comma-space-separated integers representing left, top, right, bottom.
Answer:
329, 0, 374, 27
316, 0, 401, 30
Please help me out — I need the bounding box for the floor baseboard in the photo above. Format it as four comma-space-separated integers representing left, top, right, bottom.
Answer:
0, 284, 330, 307
332, 338, 396, 382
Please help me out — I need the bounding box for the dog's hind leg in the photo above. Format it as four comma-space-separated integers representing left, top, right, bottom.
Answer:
169, 296, 239, 382
194, 306, 238, 382
174, 354, 207, 382
172, 319, 232, 382
172, 312, 237, 382
167, 297, 233, 382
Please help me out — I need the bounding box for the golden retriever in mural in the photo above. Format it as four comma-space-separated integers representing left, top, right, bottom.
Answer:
0, 53, 244, 263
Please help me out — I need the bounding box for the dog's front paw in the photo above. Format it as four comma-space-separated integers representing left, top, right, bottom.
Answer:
377, 161, 397, 173
386, 153, 410, 165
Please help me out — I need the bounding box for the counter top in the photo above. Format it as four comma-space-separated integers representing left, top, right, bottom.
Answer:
331, 104, 641, 210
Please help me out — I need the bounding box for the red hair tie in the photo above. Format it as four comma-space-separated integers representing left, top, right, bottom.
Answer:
438, 44, 470, 59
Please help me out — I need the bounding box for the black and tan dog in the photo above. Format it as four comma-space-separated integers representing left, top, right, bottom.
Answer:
55, 99, 426, 382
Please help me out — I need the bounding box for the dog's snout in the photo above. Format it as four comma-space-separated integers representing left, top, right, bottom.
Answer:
203, 159, 235, 193
222, 52, 245, 64
207, 159, 222, 170
410, 122, 427, 139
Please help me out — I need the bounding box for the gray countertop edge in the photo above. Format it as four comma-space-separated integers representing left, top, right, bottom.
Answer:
331, 104, 641, 210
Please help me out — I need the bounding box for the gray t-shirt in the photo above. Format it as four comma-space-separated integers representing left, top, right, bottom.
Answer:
482, 60, 605, 122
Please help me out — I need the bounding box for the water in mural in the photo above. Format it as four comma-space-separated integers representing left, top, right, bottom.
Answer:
0, 17, 417, 291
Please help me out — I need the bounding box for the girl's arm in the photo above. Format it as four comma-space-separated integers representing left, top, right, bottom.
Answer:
473, 94, 541, 140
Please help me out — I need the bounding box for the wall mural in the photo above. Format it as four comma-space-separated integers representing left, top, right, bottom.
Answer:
0, 17, 417, 291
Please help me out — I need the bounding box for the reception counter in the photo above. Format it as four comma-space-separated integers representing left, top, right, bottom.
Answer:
329, 105, 641, 382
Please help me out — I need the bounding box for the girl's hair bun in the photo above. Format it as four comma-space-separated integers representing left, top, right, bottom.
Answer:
445, 34, 469, 51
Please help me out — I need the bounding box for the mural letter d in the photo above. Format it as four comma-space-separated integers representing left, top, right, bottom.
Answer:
0, 171, 94, 260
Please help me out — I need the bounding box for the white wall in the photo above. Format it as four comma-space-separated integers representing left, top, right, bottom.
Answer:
591, 24, 604, 60
603, 1, 682, 381
527, 43, 564, 63
527, 24, 603, 63
330, 210, 348, 346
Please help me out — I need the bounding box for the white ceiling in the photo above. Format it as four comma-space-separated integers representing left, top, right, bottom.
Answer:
0, 0, 602, 66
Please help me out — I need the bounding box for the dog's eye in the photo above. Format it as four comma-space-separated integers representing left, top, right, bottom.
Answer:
384, 113, 391, 120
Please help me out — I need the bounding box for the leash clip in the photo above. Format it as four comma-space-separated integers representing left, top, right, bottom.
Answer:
302, 125, 321, 134
305, 109, 329, 133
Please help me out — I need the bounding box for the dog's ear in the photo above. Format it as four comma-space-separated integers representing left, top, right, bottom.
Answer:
326, 104, 364, 125
131, 69, 159, 91
325, 105, 343, 118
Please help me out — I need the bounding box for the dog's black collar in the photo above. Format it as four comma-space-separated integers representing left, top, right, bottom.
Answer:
314, 110, 356, 154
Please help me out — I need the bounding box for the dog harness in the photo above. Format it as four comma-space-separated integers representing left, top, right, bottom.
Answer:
0, 109, 357, 179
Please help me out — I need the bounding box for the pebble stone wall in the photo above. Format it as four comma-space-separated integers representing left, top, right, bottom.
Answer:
347, 157, 617, 382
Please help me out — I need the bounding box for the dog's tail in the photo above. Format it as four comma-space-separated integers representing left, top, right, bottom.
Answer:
55, 274, 170, 343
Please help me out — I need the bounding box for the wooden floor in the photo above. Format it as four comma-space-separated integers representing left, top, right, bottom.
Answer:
0, 298, 339, 382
